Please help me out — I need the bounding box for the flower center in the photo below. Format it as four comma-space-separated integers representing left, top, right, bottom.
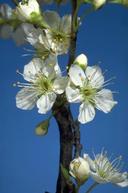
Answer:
52, 32, 66, 43
35, 74, 52, 96
81, 86, 97, 105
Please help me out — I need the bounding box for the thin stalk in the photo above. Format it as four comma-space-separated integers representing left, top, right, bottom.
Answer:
75, 184, 80, 193
85, 182, 99, 193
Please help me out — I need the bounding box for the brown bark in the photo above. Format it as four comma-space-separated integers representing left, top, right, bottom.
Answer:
53, 1, 82, 192
53, 103, 75, 193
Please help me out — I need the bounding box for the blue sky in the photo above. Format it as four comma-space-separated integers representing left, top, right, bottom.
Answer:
0, 1, 128, 193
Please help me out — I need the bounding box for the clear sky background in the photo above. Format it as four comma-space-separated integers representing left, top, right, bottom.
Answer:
0, 1, 128, 193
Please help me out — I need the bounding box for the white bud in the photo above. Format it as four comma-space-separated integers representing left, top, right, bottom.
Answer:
74, 54, 88, 69
16, 0, 40, 21
93, 0, 106, 9
69, 157, 90, 184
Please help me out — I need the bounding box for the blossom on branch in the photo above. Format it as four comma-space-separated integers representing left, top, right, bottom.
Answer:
42, 11, 71, 54
69, 157, 90, 184
15, 0, 41, 22
0, 4, 26, 45
16, 58, 68, 113
66, 54, 117, 124
84, 150, 128, 187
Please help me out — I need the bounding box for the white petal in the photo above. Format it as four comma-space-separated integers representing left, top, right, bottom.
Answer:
42, 56, 61, 78
12, 27, 26, 45
43, 11, 60, 30
22, 23, 41, 48
0, 25, 13, 39
115, 172, 128, 187
66, 86, 82, 103
60, 15, 71, 34
69, 65, 86, 87
23, 58, 43, 82
16, 88, 37, 110
0, 4, 12, 19
111, 172, 127, 184
90, 172, 107, 184
53, 77, 68, 94
86, 65, 104, 88
78, 102, 95, 124
117, 180, 128, 187
36, 92, 56, 114
83, 154, 96, 172
95, 89, 117, 113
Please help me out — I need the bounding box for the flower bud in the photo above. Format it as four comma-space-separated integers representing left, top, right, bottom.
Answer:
35, 119, 49, 136
74, 54, 88, 69
15, 0, 41, 22
93, 0, 106, 9
69, 157, 90, 184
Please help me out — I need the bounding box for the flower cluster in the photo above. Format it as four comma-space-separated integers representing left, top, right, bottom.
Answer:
0, 0, 117, 122
70, 150, 128, 187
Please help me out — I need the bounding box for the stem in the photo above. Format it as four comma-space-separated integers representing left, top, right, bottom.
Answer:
67, 0, 78, 69
85, 182, 99, 193
53, 103, 76, 193
54, 1, 81, 192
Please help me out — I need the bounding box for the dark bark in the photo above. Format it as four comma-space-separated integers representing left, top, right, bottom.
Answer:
53, 103, 75, 193
54, 1, 82, 193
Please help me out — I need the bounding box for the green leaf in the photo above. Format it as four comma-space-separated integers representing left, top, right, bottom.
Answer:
61, 164, 70, 181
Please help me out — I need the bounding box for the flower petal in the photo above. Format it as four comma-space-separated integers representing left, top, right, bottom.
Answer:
94, 89, 117, 113
83, 154, 96, 172
43, 11, 60, 30
86, 65, 104, 88
12, 27, 26, 45
16, 88, 37, 110
53, 77, 68, 94
60, 15, 71, 34
111, 172, 128, 184
69, 65, 86, 87
0, 25, 13, 39
117, 179, 128, 187
66, 86, 82, 103
90, 171, 107, 184
23, 58, 43, 82
22, 23, 42, 48
36, 92, 56, 114
78, 102, 95, 124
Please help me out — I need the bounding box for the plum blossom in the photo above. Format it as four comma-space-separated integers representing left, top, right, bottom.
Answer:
22, 23, 55, 60
66, 54, 117, 124
84, 150, 128, 187
16, 58, 68, 113
42, 11, 71, 54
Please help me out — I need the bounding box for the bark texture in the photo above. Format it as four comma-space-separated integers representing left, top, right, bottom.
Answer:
53, 1, 81, 193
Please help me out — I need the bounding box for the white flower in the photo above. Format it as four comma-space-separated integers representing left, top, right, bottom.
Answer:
84, 150, 128, 187
43, 11, 71, 55
16, 58, 68, 113
22, 23, 55, 59
69, 157, 90, 184
66, 56, 117, 123
15, 0, 41, 22
93, 0, 106, 9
